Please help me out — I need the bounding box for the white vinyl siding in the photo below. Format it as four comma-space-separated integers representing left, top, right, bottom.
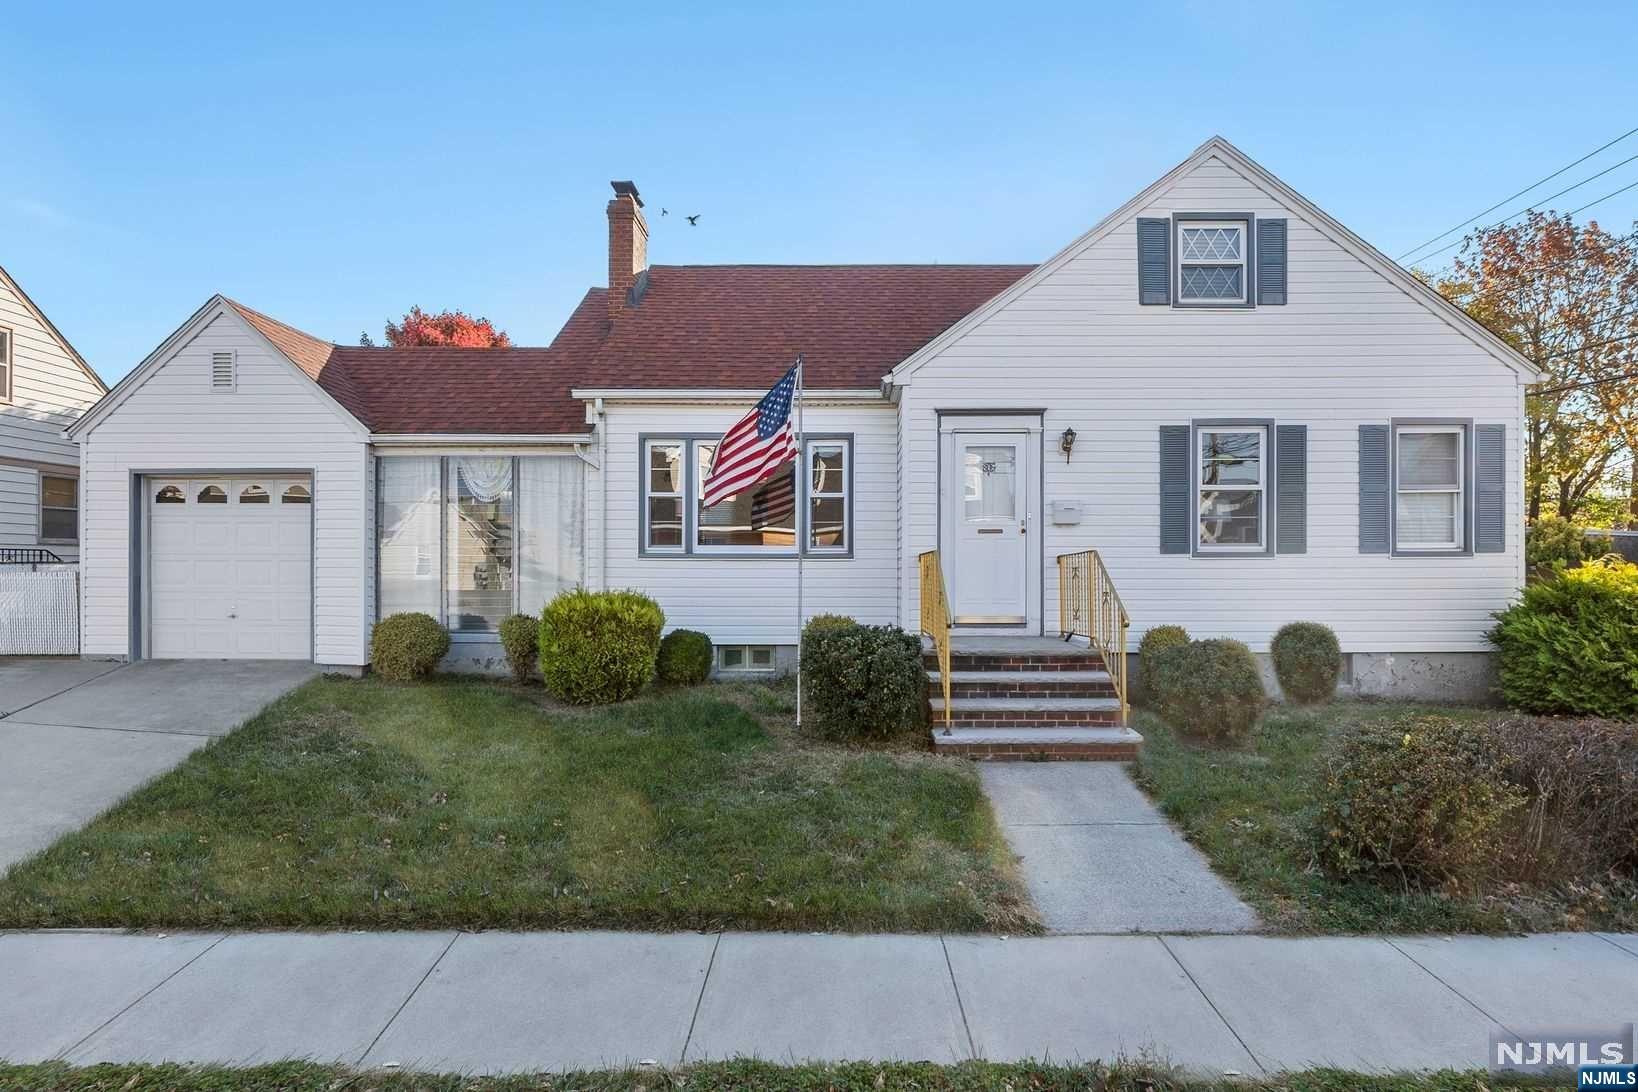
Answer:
78, 304, 370, 665
594, 400, 895, 644
896, 151, 1526, 654
0, 274, 104, 562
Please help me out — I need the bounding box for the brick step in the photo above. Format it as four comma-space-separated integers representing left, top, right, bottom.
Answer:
927, 652, 1108, 673
929, 669, 1116, 698
929, 695, 1123, 728
930, 726, 1143, 761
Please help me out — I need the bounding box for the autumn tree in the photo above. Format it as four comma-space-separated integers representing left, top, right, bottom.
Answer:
363, 306, 512, 348
1434, 212, 1638, 523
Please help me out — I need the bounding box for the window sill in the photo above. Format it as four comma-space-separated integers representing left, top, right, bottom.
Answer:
39, 539, 78, 547
639, 550, 854, 561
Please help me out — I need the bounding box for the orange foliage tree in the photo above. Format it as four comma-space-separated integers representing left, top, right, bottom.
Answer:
366, 306, 512, 348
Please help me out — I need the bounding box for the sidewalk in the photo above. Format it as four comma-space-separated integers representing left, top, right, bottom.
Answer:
2, 929, 1634, 1075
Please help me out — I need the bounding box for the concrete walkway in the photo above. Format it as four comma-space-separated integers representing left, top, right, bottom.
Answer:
980, 763, 1259, 933
0, 659, 320, 870
1, 929, 1634, 1074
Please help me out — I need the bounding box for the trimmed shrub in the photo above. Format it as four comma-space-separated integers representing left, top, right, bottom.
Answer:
538, 589, 664, 704
1270, 621, 1343, 704
1317, 714, 1526, 890
1525, 517, 1612, 578
1489, 715, 1638, 883
802, 613, 857, 637
370, 612, 449, 682
801, 622, 925, 742
1488, 557, 1638, 718
1152, 638, 1264, 742
657, 629, 714, 686
1137, 624, 1189, 702
498, 613, 538, 683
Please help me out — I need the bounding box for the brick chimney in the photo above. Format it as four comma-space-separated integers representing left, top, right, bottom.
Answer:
607, 180, 648, 320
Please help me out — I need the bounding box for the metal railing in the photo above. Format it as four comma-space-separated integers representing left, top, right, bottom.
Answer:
1057, 549, 1130, 724
918, 549, 953, 731
0, 547, 65, 566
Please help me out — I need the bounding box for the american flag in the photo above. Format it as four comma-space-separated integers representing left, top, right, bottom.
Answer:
701, 362, 800, 509
749, 467, 796, 530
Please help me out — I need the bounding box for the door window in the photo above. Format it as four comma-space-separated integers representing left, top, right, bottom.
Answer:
963, 445, 1017, 521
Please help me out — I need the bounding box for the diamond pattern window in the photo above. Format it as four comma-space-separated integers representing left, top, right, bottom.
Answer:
1177, 220, 1248, 304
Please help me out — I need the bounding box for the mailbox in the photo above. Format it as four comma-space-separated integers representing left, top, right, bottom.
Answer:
1050, 500, 1083, 525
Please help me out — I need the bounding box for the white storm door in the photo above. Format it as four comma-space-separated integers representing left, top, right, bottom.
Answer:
948, 434, 1029, 623
147, 477, 312, 660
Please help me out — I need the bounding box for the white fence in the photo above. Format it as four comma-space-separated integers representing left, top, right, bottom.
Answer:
0, 564, 79, 655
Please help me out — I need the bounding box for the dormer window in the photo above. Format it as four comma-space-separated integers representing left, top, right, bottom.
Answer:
1177, 219, 1248, 304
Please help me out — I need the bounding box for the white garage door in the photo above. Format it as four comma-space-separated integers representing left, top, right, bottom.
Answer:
147, 476, 312, 660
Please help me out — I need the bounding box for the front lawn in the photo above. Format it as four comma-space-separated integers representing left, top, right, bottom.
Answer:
1132, 701, 1638, 935
0, 676, 1034, 933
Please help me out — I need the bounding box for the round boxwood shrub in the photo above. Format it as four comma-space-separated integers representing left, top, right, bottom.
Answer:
1270, 621, 1342, 704
1316, 714, 1526, 891
657, 629, 713, 686
498, 612, 538, 683
538, 589, 664, 704
801, 621, 925, 742
370, 612, 450, 682
1137, 624, 1189, 702
1488, 557, 1638, 718
1525, 516, 1611, 578
1153, 638, 1264, 742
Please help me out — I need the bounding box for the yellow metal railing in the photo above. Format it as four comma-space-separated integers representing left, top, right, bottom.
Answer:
919, 549, 953, 731
1057, 550, 1130, 724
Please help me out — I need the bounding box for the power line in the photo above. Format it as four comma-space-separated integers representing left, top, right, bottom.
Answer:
1569, 176, 1638, 217
1412, 226, 1638, 282
1407, 152, 1638, 265
1541, 332, 1638, 361
1534, 368, 1638, 396
1398, 125, 1638, 261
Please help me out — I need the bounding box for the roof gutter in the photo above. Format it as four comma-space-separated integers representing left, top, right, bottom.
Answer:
369, 432, 595, 445
570, 387, 888, 403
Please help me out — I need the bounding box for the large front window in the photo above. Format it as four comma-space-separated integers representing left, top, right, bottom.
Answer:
1198, 426, 1265, 550
1395, 425, 1465, 551
641, 436, 851, 556
377, 455, 583, 633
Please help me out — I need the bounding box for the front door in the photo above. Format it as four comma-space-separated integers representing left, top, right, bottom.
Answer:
948, 433, 1029, 623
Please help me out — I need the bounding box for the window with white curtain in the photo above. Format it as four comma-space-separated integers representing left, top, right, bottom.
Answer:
377, 454, 583, 632
1395, 424, 1466, 551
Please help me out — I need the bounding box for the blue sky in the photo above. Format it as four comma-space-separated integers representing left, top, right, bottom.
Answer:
5, 1, 1636, 382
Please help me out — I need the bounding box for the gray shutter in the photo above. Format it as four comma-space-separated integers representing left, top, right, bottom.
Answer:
1138, 218, 1170, 305
1276, 424, 1307, 554
1159, 425, 1190, 553
1257, 218, 1287, 305
1359, 425, 1390, 553
1475, 424, 1505, 552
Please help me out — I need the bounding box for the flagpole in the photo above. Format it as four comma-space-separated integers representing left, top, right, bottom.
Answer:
794, 353, 805, 730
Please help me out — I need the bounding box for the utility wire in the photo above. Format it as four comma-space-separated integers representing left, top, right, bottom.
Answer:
1569, 176, 1638, 218
1412, 226, 1638, 281
1534, 369, 1638, 396
1408, 152, 1638, 266
1398, 125, 1638, 261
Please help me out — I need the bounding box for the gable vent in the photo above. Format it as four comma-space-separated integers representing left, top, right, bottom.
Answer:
210, 351, 236, 392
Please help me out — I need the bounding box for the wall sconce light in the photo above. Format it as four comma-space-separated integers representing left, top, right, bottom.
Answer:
1059, 427, 1077, 463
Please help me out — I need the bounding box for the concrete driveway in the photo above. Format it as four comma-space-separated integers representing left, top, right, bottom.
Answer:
0, 659, 320, 871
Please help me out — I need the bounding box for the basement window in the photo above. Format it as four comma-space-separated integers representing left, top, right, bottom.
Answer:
718, 645, 776, 673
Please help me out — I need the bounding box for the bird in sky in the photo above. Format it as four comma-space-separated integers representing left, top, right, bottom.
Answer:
686, 214, 700, 226
660, 208, 669, 216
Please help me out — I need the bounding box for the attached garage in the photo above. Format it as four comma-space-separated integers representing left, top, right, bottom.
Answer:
144, 476, 313, 659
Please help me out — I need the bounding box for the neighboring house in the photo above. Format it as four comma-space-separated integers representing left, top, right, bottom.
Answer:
68, 138, 1537, 716
0, 264, 104, 562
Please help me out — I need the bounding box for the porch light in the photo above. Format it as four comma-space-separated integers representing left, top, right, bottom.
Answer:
1059, 427, 1077, 462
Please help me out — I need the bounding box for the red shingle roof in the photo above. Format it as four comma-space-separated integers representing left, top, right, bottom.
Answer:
230, 263, 1032, 434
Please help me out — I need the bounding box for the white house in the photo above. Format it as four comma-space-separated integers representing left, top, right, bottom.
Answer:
68, 138, 1538, 753
1, 264, 104, 563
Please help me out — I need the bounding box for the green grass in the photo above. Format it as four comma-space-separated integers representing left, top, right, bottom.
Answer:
1131, 700, 1638, 935
0, 676, 1034, 933
0, 1060, 1569, 1092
